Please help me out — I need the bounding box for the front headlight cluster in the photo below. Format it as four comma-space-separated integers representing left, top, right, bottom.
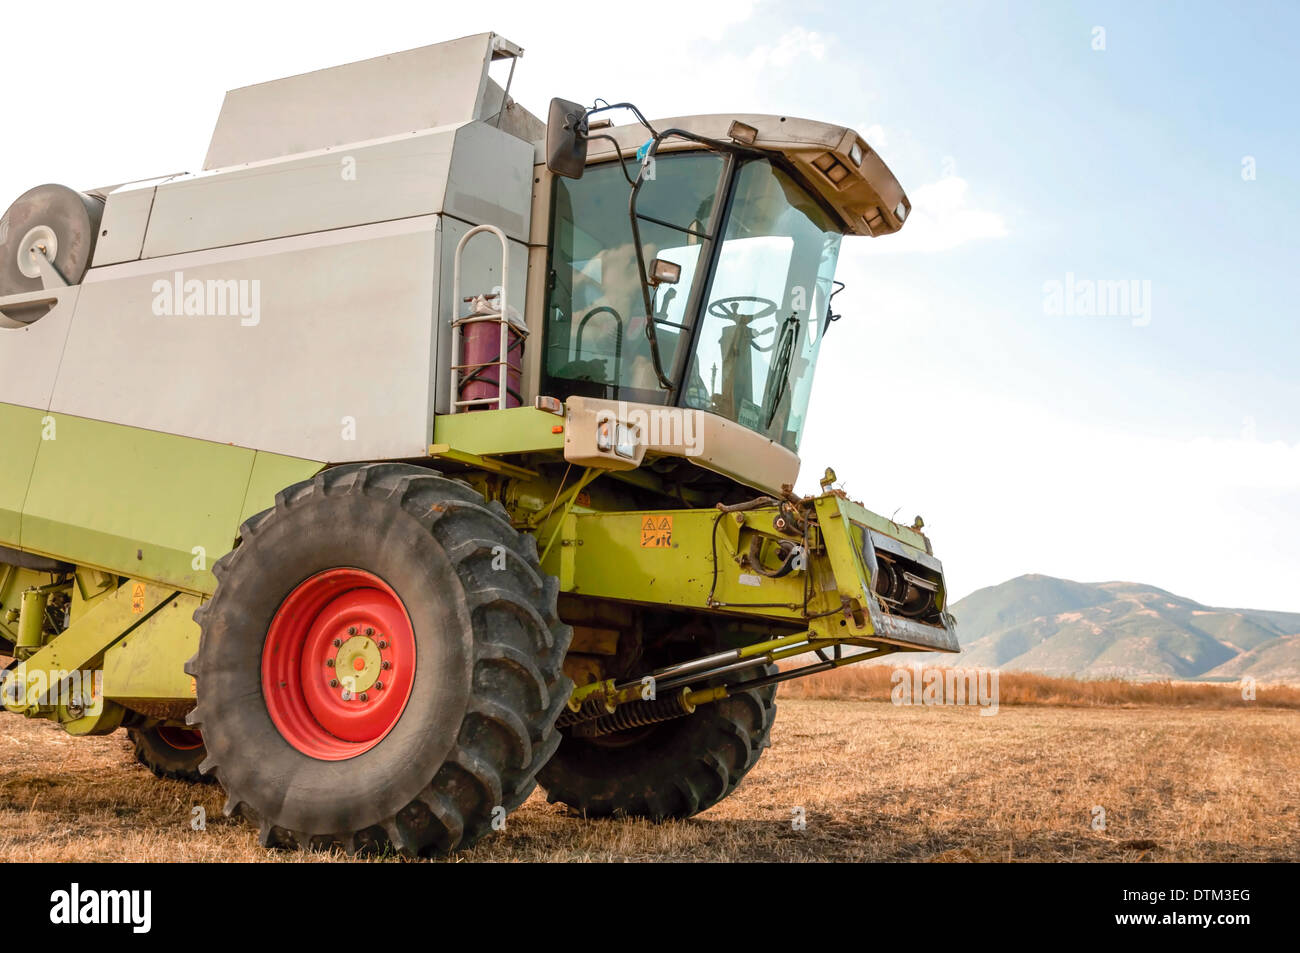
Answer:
596, 419, 639, 460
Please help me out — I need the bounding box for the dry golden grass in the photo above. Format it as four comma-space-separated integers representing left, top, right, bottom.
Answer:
2, 697, 1296, 862
779, 663, 1300, 709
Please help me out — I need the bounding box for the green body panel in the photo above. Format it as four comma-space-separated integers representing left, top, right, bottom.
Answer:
0, 403, 48, 546
815, 496, 872, 615
101, 592, 202, 708
21, 413, 252, 593
544, 507, 809, 612
15, 410, 320, 596
239, 450, 326, 529
432, 407, 566, 456
826, 495, 930, 554
540, 496, 958, 653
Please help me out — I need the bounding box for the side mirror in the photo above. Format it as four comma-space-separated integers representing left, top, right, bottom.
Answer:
546, 98, 589, 179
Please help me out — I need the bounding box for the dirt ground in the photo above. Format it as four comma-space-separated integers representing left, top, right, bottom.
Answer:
2, 698, 1295, 862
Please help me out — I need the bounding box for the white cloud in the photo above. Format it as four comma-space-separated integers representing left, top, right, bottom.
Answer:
866, 175, 1008, 254
862, 123, 889, 148
660, 0, 760, 40
747, 27, 828, 70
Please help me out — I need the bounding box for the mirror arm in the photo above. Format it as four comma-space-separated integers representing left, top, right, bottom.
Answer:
623, 129, 766, 393
586, 101, 659, 137
823, 280, 845, 334
626, 143, 675, 390
586, 132, 638, 186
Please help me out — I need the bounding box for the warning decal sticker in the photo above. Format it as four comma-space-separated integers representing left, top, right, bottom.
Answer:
130, 582, 146, 614
640, 515, 673, 548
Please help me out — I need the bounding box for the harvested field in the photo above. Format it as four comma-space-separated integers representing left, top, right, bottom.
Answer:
2, 693, 1295, 862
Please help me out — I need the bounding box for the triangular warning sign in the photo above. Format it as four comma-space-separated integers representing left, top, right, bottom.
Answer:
639, 513, 673, 548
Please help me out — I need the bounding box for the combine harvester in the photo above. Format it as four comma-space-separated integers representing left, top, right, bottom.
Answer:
0, 32, 957, 855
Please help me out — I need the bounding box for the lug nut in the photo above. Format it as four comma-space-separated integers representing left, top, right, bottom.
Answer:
374, 681, 384, 691
329, 678, 338, 687
365, 627, 374, 636
348, 626, 357, 635
326, 658, 335, 668
359, 692, 369, 702
381, 661, 391, 670
332, 638, 342, 647
377, 640, 388, 650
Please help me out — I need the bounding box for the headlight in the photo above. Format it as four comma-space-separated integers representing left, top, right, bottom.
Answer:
596, 420, 639, 459
615, 424, 639, 459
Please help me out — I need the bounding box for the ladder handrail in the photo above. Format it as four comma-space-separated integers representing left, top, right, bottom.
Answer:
450, 223, 510, 413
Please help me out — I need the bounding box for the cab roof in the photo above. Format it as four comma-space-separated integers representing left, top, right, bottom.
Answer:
567, 113, 910, 238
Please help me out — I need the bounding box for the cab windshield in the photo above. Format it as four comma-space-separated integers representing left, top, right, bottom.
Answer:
542, 152, 841, 451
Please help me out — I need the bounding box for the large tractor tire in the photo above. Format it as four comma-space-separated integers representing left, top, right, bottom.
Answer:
186, 463, 572, 856
538, 637, 777, 820
129, 725, 209, 782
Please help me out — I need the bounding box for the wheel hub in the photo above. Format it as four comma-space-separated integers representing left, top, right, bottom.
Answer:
262, 568, 416, 760
17, 225, 57, 279
332, 633, 382, 695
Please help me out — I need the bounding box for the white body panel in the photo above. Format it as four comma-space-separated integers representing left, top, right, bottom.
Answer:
92, 176, 182, 267
32, 95, 535, 461
144, 128, 460, 258
0, 287, 81, 409
52, 217, 441, 462
203, 33, 506, 171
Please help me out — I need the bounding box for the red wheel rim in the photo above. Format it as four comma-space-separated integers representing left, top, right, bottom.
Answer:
157, 726, 203, 751
262, 568, 417, 761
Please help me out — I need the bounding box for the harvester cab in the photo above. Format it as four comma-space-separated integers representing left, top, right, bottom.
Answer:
0, 32, 958, 856
539, 97, 875, 439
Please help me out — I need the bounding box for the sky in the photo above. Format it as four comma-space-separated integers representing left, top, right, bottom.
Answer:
2, 1, 1296, 610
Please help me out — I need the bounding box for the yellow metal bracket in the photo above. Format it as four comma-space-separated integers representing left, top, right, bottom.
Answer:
537, 468, 602, 562
428, 443, 539, 480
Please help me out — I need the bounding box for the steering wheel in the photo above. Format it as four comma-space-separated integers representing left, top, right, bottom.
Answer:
708, 295, 779, 325
709, 295, 779, 353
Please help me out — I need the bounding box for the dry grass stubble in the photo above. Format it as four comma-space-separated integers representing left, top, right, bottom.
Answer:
2, 696, 1295, 862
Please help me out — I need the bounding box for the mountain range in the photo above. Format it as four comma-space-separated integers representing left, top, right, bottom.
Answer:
931, 575, 1300, 682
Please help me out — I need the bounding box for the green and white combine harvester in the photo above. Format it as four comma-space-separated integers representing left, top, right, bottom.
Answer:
0, 33, 957, 855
